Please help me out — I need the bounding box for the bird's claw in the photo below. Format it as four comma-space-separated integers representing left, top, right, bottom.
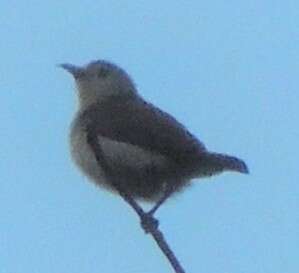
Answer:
141, 213, 159, 233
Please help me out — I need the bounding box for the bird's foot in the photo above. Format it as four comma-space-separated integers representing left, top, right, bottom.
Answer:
140, 212, 159, 234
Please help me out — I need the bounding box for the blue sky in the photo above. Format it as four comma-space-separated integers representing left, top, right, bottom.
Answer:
1, 1, 298, 273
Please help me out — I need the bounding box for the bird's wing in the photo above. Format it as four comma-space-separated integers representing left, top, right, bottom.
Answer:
83, 96, 207, 166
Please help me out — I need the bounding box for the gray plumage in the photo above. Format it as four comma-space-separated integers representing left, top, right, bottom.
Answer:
62, 60, 248, 202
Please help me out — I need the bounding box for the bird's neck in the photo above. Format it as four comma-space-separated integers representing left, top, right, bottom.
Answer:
78, 91, 103, 111
77, 92, 138, 112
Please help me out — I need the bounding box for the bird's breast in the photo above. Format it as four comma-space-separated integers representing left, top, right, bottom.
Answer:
70, 123, 108, 188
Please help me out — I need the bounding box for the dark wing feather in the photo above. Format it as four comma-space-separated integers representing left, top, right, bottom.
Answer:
82, 96, 206, 166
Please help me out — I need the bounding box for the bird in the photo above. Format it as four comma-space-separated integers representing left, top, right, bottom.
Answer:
61, 60, 248, 212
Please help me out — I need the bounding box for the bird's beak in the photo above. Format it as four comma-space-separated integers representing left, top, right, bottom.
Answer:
59, 63, 85, 78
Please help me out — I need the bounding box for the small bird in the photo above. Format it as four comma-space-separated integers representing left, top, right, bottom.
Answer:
61, 60, 248, 211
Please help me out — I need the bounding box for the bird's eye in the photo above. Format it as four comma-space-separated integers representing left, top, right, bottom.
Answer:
97, 69, 109, 78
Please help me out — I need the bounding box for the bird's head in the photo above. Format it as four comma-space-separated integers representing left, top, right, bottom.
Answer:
60, 60, 137, 108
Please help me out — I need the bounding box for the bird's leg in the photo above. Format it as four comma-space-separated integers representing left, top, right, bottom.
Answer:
148, 186, 173, 216
111, 182, 159, 233
114, 182, 144, 217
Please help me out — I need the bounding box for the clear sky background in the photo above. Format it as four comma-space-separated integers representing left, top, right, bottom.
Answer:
1, 1, 298, 273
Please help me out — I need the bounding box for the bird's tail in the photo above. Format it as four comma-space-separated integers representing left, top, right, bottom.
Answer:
194, 152, 249, 177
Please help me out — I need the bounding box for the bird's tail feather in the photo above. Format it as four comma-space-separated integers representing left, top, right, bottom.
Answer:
195, 152, 249, 177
